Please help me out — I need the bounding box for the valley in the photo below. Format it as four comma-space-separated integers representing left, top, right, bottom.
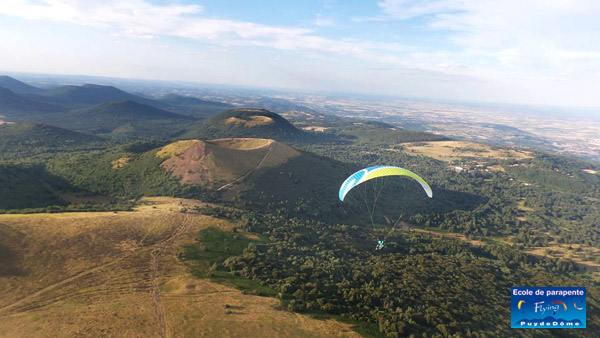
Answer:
0, 75, 598, 337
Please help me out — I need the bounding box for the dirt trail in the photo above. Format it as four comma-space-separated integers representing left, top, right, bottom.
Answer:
217, 143, 276, 191
149, 213, 191, 338
0, 249, 138, 315
411, 227, 485, 246
0, 212, 191, 317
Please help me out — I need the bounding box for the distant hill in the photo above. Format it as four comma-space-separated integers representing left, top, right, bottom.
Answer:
242, 97, 316, 114
156, 94, 233, 118
155, 137, 365, 219
0, 163, 68, 210
157, 138, 300, 188
42, 100, 194, 139
184, 108, 308, 141
76, 100, 192, 120
333, 120, 449, 144
35, 84, 156, 107
0, 88, 60, 120
46, 137, 349, 215
0, 123, 103, 159
0, 75, 43, 94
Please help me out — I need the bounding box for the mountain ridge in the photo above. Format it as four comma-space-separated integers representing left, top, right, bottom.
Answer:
184, 108, 308, 141
0, 76, 43, 94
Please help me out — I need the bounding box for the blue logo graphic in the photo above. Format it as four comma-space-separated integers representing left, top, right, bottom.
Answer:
511, 287, 586, 328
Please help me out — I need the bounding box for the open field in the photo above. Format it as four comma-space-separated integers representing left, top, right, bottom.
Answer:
402, 141, 533, 162
410, 227, 485, 247
411, 223, 600, 279
0, 197, 358, 337
111, 157, 131, 169
516, 200, 534, 212
226, 115, 275, 127
525, 244, 600, 275
301, 126, 328, 132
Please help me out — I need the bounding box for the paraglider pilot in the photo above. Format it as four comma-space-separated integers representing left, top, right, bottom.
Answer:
375, 240, 385, 250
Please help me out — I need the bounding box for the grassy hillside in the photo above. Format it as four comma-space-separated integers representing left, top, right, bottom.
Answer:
184, 108, 309, 141
0, 198, 359, 337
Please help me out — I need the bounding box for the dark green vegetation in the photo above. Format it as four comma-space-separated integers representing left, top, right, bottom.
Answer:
219, 210, 599, 338
32, 83, 156, 107
0, 162, 133, 213
46, 143, 212, 200
0, 123, 105, 160
1, 75, 599, 337
289, 130, 600, 251
183, 108, 310, 141
45, 100, 193, 139
155, 94, 233, 119
180, 226, 276, 296
0, 76, 229, 140
0, 75, 43, 94
0, 87, 60, 119
238, 149, 483, 226
329, 121, 447, 144
0, 163, 68, 210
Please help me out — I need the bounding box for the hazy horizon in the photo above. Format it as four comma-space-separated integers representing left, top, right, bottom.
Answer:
1, 1, 600, 109
6, 70, 600, 117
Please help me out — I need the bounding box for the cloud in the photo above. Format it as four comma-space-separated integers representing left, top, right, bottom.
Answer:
354, 0, 462, 22
0, 1, 419, 70
378, 0, 462, 20
314, 14, 335, 27
2, 0, 600, 105
0, 0, 390, 63
374, 1, 600, 83
1, 0, 204, 38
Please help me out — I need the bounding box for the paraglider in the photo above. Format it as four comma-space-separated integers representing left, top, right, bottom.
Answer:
552, 301, 567, 311
338, 165, 433, 250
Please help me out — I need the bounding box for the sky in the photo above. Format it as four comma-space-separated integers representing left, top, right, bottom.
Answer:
1, 0, 599, 107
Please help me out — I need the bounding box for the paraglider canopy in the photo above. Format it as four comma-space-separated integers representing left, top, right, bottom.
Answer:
338, 165, 433, 202
338, 165, 433, 250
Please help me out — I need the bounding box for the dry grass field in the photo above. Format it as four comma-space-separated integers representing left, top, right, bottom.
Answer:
402, 140, 533, 162
301, 126, 328, 132
0, 197, 358, 337
225, 116, 275, 127
111, 157, 131, 170
525, 244, 600, 276
410, 228, 485, 247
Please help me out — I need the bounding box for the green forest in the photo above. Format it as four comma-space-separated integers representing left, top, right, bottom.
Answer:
1, 91, 598, 337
